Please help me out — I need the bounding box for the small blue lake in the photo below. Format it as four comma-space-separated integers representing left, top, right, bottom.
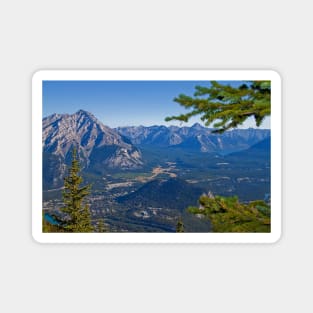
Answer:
44, 213, 59, 225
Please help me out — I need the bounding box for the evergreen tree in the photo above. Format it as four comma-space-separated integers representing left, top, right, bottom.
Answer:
61, 147, 93, 232
165, 81, 271, 133
176, 217, 185, 233
188, 195, 270, 232
165, 81, 271, 232
96, 218, 108, 233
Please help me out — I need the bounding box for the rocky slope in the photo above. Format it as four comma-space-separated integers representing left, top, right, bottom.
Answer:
43, 110, 143, 188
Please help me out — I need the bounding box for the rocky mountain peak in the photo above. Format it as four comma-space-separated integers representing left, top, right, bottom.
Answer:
75, 109, 98, 122
43, 111, 143, 180
191, 122, 204, 130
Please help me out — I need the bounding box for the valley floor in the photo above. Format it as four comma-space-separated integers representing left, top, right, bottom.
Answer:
43, 149, 270, 232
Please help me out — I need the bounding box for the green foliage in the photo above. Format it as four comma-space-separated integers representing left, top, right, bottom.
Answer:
61, 147, 93, 232
165, 81, 271, 133
176, 217, 185, 232
188, 195, 270, 232
95, 218, 108, 232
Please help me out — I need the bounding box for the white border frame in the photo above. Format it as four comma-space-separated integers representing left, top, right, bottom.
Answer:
32, 70, 281, 243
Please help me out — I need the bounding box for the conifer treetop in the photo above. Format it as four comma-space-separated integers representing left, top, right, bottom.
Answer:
165, 81, 271, 133
61, 146, 93, 232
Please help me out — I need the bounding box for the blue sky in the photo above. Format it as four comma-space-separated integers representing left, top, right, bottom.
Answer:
43, 80, 270, 128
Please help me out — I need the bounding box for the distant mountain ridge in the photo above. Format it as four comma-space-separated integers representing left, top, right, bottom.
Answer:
227, 136, 271, 161
116, 123, 270, 154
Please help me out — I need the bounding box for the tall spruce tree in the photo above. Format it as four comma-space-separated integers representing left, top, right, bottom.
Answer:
165, 81, 270, 133
61, 147, 93, 232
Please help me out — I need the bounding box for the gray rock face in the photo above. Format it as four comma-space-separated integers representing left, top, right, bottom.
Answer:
43, 110, 143, 169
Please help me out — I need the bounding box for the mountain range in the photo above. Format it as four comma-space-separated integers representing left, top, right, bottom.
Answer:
116, 123, 270, 154
43, 110, 271, 231
43, 110, 270, 189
